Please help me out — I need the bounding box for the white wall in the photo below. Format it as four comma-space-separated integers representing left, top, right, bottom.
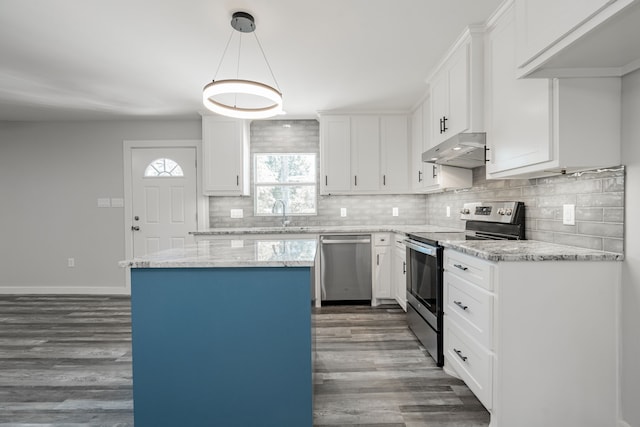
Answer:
621, 69, 640, 426
0, 119, 200, 294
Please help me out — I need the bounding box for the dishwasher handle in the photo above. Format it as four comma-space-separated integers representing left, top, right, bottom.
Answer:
321, 238, 371, 244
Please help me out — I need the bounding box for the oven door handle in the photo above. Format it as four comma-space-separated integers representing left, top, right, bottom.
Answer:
404, 239, 437, 256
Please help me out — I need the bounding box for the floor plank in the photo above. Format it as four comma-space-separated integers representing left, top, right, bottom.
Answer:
313, 304, 490, 427
0, 296, 489, 426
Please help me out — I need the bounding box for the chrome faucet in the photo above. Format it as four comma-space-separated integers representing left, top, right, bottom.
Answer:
273, 199, 290, 227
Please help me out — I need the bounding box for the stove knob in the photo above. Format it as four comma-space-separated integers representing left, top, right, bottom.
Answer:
505, 208, 513, 216
460, 208, 470, 215
497, 208, 506, 215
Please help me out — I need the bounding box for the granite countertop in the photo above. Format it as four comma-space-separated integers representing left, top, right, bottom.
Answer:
120, 237, 317, 268
441, 240, 624, 262
191, 224, 459, 236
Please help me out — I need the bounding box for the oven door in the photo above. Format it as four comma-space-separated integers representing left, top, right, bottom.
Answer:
404, 239, 442, 329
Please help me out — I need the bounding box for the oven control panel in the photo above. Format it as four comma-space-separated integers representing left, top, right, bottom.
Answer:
460, 201, 522, 223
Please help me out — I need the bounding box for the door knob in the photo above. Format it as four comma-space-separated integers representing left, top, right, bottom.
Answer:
131, 226, 140, 231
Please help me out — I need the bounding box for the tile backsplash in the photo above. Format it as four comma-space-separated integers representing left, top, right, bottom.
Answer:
208, 119, 427, 228
208, 119, 625, 253
425, 166, 625, 253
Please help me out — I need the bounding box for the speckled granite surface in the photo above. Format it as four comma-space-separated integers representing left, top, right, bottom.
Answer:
120, 237, 317, 268
441, 240, 624, 262
192, 224, 459, 236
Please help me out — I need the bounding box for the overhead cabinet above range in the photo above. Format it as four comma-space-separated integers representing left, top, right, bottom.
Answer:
514, 0, 640, 78
319, 114, 410, 195
427, 26, 485, 148
484, 1, 622, 179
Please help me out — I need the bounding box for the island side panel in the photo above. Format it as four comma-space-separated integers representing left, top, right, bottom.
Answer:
130, 267, 313, 427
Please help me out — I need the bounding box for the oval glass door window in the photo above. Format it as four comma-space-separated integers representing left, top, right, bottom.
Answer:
144, 158, 184, 177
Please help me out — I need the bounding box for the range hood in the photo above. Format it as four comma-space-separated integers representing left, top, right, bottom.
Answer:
422, 132, 486, 169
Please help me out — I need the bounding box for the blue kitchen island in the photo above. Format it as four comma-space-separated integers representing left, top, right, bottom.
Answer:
121, 237, 317, 427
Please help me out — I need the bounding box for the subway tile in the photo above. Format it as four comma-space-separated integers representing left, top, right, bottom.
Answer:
577, 192, 624, 207
577, 222, 624, 238
575, 208, 604, 222
603, 238, 624, 254
603, 208, 624, 223
553, 234, 603, 251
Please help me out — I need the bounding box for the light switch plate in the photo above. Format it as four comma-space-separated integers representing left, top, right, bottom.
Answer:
563, 204, 575, 225
111, 198, 124, 208
392, 207, 399, 217
340, 208, 347, 217
230, 209, 243, 219
446, 206, 451, 217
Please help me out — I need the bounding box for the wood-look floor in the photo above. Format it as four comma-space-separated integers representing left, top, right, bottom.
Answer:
0, 296, 489, 426
313, 304, 489, 427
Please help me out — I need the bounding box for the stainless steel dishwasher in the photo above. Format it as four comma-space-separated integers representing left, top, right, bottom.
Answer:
320, 234, 372, 302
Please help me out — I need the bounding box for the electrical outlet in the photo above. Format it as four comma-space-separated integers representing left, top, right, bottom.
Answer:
392, 207, 399, 217
563, 204, 575, 225
67, 258, 75, 268
446, 206, 451, 217
97, 198, 111, 208
230, 209, 243, 219
340, 208, 347, 217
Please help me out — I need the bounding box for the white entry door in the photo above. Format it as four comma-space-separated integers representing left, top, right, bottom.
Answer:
131, 147, 197, 257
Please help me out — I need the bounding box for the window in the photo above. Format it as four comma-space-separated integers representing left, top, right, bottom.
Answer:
254, 153, 316, 215
144, 158, 184, 177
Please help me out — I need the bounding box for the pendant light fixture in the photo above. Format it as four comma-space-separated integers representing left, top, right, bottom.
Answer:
202, 12, 283, 119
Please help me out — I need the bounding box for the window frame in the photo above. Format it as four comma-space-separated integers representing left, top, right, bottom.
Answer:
253, 152, 318, 217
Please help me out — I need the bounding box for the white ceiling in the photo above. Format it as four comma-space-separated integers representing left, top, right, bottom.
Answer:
0, 0, 502, 122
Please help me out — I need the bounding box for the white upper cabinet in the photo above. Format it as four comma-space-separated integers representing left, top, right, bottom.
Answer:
515, 0, 640, 77
351, 115, 381, 191
410, 98, 472, 193
320, 115, 351, 193
319, 114, 410, 195
201, 116, 250, 196
428, 27, 485, 146
380, 115, 409, 192
485, 1, 622, 179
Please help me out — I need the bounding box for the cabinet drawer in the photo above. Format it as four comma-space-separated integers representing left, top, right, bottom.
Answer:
393, 233, 406, 250
445, 272, 493, 349
444, 250, 493, 291
445, 318, 493, 409
374, 233, 391, 246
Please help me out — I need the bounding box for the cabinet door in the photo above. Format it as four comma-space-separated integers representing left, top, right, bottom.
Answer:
202, 117, 248, 196
485, 4, 553, 175
447, 44, 471, 138
380, 115, 409, 192
515, 0, 611, 68
373, 246, 392, 299
320, 116, 351, 194
430, 71, 450, 146
393, 243, 407, 310
351, 116, 380, 191
410, 104, 425, 191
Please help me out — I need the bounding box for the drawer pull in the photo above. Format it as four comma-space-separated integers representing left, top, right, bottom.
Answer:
453, 263, 468, 271
454, 300, 468, 311
454, 348, 468, 362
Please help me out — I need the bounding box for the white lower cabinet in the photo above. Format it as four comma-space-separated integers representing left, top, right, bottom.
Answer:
443, 248, 620, 427
392, 234, 407, 311
372, 233, 392, 305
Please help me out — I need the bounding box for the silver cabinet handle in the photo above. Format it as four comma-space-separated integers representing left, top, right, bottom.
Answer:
402, 261, 406, 274
377, 254, 380, 265
454, 348, 468, 362
453, 263, 468, 271
454, 300, 468, 311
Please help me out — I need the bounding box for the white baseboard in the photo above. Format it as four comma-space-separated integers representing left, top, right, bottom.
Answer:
0, 285, 130, 295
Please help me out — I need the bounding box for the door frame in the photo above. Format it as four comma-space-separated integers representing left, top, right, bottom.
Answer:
123, 140, 207, 290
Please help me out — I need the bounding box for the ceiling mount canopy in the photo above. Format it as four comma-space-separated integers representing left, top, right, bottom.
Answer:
202, 11, 283, 120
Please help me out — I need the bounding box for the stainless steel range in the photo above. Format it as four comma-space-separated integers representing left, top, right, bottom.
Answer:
404, 201, 525, 366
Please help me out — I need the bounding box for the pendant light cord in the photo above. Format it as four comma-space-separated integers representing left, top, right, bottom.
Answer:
253, 32, 281, 92
212, 29, 235, 81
